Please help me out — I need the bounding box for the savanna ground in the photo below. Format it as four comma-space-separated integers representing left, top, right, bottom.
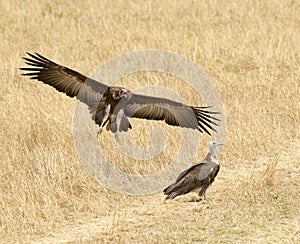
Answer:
0, 0, 299, 243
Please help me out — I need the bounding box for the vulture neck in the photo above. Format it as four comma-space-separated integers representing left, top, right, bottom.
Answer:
206, 147, 219, 164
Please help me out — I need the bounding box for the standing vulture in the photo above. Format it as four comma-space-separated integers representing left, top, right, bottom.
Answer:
20, 53, 220, 135
164, 141, 223, 201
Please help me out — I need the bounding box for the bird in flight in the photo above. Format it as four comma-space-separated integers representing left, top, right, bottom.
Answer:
21, 53, 220, 135
164, 141, 223, 201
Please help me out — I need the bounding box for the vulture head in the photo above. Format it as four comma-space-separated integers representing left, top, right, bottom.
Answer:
208, 141, 223, 163
111, 87, 129, 100
209, 141, 223, 149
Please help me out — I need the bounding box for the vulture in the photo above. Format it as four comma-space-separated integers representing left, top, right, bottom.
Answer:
164, 141, 223, 201
20, 53, 220, 135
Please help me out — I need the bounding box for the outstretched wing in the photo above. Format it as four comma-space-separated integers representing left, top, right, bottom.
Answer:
20, 52, 109, 105
124, 93, 220, 135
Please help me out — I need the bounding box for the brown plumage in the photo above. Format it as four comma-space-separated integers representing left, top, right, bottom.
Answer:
20, 53, 220, 135
164, 141, 223, 201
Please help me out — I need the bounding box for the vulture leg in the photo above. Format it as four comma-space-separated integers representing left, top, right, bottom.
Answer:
98, 104, 111, 134
112, 110, 125, 142
115, 109, 124, 132
97, 127, 103, 134
198, 186, 208, 201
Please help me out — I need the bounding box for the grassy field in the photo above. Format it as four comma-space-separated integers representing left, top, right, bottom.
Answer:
1, 0, 299, 243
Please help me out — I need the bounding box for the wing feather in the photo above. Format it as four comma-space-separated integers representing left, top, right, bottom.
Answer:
125, 93, 219, 135
20, 52, 108, 105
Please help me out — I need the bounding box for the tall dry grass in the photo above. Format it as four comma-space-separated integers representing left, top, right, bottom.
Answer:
0, 0, 299, 242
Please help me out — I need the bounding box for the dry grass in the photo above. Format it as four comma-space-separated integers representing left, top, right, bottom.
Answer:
1, 0, 299, 243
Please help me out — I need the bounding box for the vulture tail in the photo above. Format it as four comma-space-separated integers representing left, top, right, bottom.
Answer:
164, 183, 179, 195
165, 191, 179, 200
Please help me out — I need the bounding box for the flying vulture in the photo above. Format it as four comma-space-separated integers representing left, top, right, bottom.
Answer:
164, 141, 223, 201
20, 53, 220, 135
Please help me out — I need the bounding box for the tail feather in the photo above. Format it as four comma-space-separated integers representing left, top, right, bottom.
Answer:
165, 191, 179, 200
164, 183, 180, 200
163, 183, 176, 194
